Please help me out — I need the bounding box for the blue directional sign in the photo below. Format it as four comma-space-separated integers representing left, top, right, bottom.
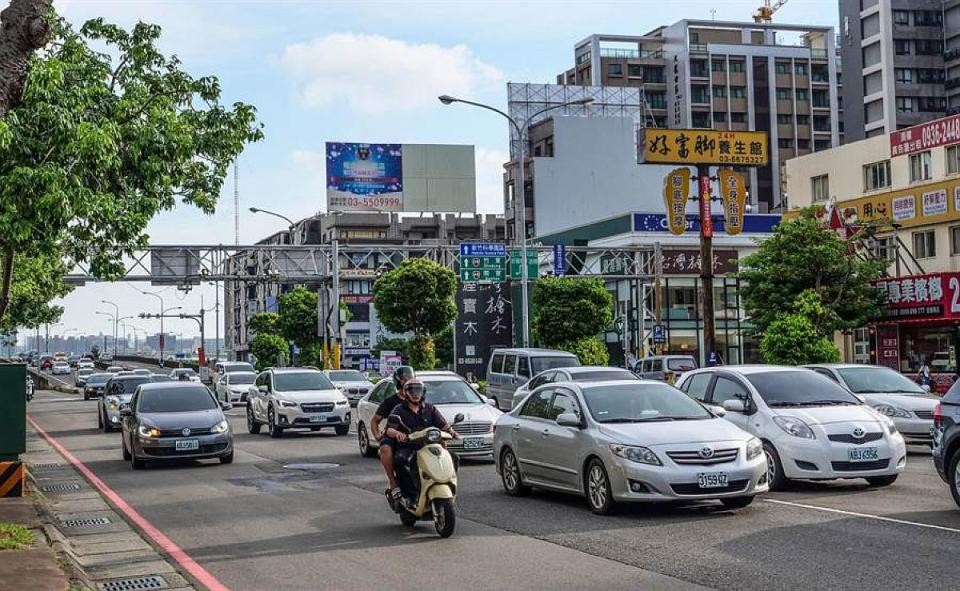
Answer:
653, 324, 666, 344
460, 243, 506, 283
460, 243, 506, 257
553, 244, 567, 276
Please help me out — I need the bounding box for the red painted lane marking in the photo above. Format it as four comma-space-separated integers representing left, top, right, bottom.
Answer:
27, 416, 230, 591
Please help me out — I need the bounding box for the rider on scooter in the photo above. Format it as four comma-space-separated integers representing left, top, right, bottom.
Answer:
372, 366, 415, 501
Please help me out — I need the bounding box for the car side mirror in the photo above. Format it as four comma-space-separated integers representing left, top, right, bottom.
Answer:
220, 401, 233, 411
119, 404, 132, 417
453, 413, 465, 424
258, 385, 268, 393
485, 397, 497, 407
721, 399, 745, 413
710, 405, 727, 417
555, 413, 581, 428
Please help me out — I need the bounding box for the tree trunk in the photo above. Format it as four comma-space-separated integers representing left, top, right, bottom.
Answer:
0, 244, 14, 324
0, 0, 51, 117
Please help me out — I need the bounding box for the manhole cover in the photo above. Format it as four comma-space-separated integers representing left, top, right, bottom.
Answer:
60, 516, 111, 528
41, 483, 82, 493
99, 575, 169, 591
282, 463, 340, 471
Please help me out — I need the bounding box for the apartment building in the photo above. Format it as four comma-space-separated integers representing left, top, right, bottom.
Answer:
554, 20, 842, 213
224, 211, 505, 367
840, 0, 960, 141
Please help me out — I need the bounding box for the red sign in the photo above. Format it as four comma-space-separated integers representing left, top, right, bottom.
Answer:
699, 175, 712, 238
159, 334, 165, 349
873, 272, 960, 321
890, 113, 960, 157
876, 325, 900, 371
198, 347, 205, 366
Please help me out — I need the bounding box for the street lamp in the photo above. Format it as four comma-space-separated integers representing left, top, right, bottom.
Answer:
133, 288, 172, 364
249, 207, 296, 244
101, 300, 120, 355
438, 94, 593, 347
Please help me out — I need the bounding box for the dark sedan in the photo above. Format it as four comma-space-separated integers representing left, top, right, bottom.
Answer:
120, 383, 234, 469
83, 373, 113, 401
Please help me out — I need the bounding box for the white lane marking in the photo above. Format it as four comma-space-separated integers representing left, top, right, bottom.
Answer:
764, 498, 960, 534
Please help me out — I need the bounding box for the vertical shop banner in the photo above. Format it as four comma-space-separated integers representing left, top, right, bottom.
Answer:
662, 167, 691, 235
876, 325, 900, 371
719, 169, 747, 235
326, 142, 403, 212
699, 174, 713, 238
456, 282, 513, 380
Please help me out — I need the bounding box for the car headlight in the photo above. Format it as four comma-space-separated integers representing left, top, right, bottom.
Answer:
107, 398, 118, 410
610, 444, 661, 466
210, 420, 229, 434
773, 416, 816, 439
873, 412, 898, 434
336, 399, 348, 406
278, 400, 298, 408
746, 437, 763, 461
873, 404, 911, 419
138, 425, 161, 438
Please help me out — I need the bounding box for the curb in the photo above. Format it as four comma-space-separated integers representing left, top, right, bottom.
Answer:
29, 482, 97, 590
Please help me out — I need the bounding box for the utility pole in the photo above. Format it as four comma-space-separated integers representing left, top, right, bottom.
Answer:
654, 241, 664, 356
697, 165, 717, 365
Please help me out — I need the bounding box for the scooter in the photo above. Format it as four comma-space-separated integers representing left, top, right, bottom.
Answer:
386, 413, 463, 538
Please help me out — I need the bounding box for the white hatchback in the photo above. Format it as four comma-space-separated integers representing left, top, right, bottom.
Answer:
676, 366, 907, 490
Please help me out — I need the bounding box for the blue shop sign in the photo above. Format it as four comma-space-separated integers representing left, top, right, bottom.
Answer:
633, 213, 780, 234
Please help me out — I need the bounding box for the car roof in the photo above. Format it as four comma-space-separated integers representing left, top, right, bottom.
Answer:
688, 364, 811, 375
111, 375, 152, 381
138, 381, 208, 391
492, 348, 577, 355
803, 363, 887, 370
560, 366, 633, 374
269, 367, 320, 373
555, 378, 665, 389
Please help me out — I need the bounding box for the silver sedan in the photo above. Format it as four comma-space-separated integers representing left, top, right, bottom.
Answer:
494, 380, 768, 514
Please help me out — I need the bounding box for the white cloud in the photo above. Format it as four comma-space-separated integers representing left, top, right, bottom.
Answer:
281, 33, 503, 114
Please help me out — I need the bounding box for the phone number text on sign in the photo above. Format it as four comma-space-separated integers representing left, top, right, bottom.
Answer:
891, 113, 960, 157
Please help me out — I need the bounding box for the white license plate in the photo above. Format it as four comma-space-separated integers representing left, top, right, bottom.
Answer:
309, 415, 328, 423
847, 447, 879, 462
462, 437, 484, 449
697, 472, 728, 488
175, 439, 199, 451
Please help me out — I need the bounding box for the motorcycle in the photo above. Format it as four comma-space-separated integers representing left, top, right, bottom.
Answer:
386, 413, 463, 538
25, 376, 34, 402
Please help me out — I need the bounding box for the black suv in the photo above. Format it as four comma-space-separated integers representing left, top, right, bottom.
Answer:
933, 383, 960, 508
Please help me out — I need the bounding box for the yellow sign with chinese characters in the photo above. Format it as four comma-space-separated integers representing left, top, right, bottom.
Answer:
828, 177, 960, 229
719, 169, 747, 235
642, 129, 769, 166
662, 167, 691, 235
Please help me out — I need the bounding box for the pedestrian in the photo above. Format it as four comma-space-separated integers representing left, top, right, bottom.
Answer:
626, 351, 637, 372
918, 358, 931, 388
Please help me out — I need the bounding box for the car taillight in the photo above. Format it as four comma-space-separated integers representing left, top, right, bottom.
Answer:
934, 402, 943, 427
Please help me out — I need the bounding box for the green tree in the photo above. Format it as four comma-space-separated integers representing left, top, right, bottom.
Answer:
760, 290, 841, 365
434, 326, 453, 368
251, 333, 287, 371
532, 276, 613, 359
249, 312, 280, 336
371, 336, 413, 365
0, 16, 262, 326
373, 259, 457, 370
2, 251, 70, 332
737, 208, 885, 335
278, 287, 317, 347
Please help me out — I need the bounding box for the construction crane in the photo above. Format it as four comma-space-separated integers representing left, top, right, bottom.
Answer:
753, 0, 789, 23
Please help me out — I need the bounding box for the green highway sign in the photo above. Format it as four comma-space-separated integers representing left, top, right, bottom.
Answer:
460, 254, 506, 283
509, 249, 538, 280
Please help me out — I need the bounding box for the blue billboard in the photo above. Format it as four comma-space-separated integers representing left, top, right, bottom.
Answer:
326, 142, 403, 212
632, 213, 781, 234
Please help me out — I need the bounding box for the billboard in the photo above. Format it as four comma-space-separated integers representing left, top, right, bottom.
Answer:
456, 282, 513, 380
890, 113, 960, 158
326, 142, 404, 212
326, 143, 476, 213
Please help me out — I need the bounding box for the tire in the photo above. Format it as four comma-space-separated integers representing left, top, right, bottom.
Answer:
866, 474, 898, 487
101, 409, 113, 433
358, 423, 378, 458
335, 424, 350, 436
246, 404, 261, 435
500, 448, 531, 496
97, 408, 103, 430
130, 445, 145, 470
220, 452, 234, 465
399, 511, 418, 527
121, 437, 131, 461
432, 498, 456, 538
584, 459, 618, 515
763, 442, 790, 491
949, 452, 960, 509
720, 496, 754, 510
83, 392, 89, 401
268, 406, 283, 439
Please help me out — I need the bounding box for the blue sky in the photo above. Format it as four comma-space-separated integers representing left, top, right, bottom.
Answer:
45, 0, 839, 343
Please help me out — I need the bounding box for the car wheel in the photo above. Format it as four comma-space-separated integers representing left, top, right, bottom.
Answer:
949, 452, 960, 509
866, 474, 898, 487
358, 423, 377, 458
83, 392, 89, 401
268, 406, 283, 439
101, 409, 113, 433
763, 442, 790, 491
130, 444, 145, 470
500, 448, 531, 496
97, 408, 103, 429
246, 404, 262, 435
584, 459, 617, 515
220, 452, 234, 465
720, 496, 754, 510
335, 424, 350, 436
121, 436, 131, 461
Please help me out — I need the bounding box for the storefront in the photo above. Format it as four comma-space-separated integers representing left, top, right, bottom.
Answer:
871, 273, 960, 393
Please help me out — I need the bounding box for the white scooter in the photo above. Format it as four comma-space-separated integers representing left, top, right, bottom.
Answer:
386, 413, 463, 538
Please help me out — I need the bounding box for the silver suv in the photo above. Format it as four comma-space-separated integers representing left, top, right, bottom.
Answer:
246, 368, 350, 438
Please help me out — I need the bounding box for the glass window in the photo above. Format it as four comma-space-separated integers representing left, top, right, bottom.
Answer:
328, 370, 364, 382
667, 358, 697, 371
520, 389, 553, 418
776, 88, 791, 100
777, 114, 792, 125
901, 326, 957, 373
650, 359, 663, 372
582, 383, 712, 422
113, 377, 151, 394
897, 96, 915, 112
710, 377, 750, 405
502, 354, 517, 375
423, 380, 483, 405
893, 10, 909, 25
910, 151, 932, 181
894, 39, 911, 55
895, 68, 913, 84
913, 230, 936, 259
229, 373, 255, 385
607, 63, 622, 76
836, 367, 925, 395
795, 89, 808, 101
490, 353, 505, 373
528, 371, 555, 391
714, 112, 726, 122
627, 64, 642, 77
730, 112, 746, 123
273, 371, 335, 391
570, 369, 637, 381
547, 390, 580, 420
951, 226, 960, 255
683, 373, 712, 401
730, 61, 745, 73
775, 62, 789, 75
531, 356, 580, 373
711, 60, 725, 72
745, 370, 861, 406
778, 138, 794, 149
517, 356, 531, 378
137, 387, 218, 413
713, 86, 726, 98
863, 160, 891, 191
795, 63, 807, 76
730, 86, 746, 99
947, 145, 960, 175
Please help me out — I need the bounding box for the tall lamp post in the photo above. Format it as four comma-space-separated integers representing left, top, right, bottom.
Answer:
438, 94, 593, 347
100, 300, 120, 355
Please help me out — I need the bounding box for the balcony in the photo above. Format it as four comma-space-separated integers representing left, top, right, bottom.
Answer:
809, 49, 828, 59
946, 47, 960, 62
689, 43, 708, 54
598, 48, 664, 59
947, 78, 960, 90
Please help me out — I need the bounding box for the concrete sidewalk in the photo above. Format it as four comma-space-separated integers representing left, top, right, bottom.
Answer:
0, 496, 70, 591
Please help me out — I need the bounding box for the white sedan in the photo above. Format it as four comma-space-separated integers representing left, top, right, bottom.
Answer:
51, 361, 71, 375
215, 371, 257, 403
356, 371, 502, 459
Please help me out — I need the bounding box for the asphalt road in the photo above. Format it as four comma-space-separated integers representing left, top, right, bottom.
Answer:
26, 371, 960, 591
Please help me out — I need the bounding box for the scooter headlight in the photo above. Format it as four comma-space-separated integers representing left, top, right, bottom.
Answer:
426, 429, 442, 443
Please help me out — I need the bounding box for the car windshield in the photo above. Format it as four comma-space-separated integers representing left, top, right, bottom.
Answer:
423, 380, 483, 405
113, 378, 152, 394
86, 374, 112, 384
225, 363, 255, 373
328, 370, 364, 382
230, 373, 255, 385
273, 372, 335, 391
836, 367, 926, 395
746, 371, 862, 407
582, 383, 712, 422
667, 358, 697, 371
572, 370, 638, 381
173, 369, 196, 376
532, 356, 580, 373
138, 387, 218, 413
77, 369, 93, 376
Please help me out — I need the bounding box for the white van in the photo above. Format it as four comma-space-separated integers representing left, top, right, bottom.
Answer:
485, 348, 580, 410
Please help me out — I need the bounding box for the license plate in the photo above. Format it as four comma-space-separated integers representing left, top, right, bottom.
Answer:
697, 472, 728, 488
847, 447, 879, 462
309, 415, 328, 423
462, 437, 484, 449
175, 439, 199, 451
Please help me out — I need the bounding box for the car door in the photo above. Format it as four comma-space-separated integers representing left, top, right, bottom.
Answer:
510, 370, 555, 410
680, 372, 715, 404
512, 387, 555, 483
122, 388, 140, 450
533, 386, 585, 491
707, 374, 754, 433
487, 352, 507, 402
252, 373, 270, 420
502, 354, 519, 395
